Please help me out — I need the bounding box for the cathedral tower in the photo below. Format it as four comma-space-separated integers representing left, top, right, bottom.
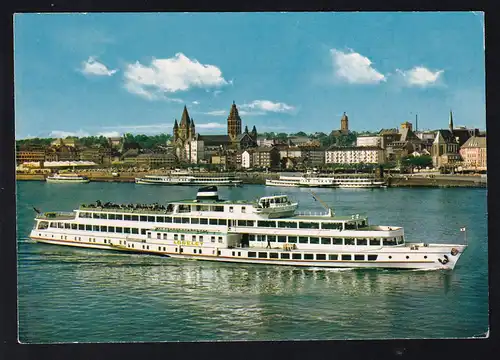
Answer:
340, 112, 349, 133
227, 101, 242, 140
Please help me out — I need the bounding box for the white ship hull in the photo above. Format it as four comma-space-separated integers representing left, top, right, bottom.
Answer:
30, 234, 465, 270
46, 177, 90, 184
135, 176, 242, 186
266, 174, 386, 189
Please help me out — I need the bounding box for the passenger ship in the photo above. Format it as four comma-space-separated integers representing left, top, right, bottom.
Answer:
135, 172, 242, 186
30, 186, 466, 270
266, 173, 386, 188
46, 173, 90, 184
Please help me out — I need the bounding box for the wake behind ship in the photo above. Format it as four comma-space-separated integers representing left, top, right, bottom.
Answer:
30, 186, 466, 270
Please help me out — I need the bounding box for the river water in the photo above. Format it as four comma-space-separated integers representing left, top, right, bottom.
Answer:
16, 182, 489, 343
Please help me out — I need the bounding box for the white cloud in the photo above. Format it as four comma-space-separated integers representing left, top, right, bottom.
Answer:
124, 53, 228, 100
97, 131, 121, 138
81, 56, 118, 76
241, 100, 295, 113
196, 122, 226, 129
239, 110, 265, 116
396, 66, 444, 87
50, 130, 91, 138
204, 110, 227, 116
330, 49, 386, 84
192, 100, 200, 105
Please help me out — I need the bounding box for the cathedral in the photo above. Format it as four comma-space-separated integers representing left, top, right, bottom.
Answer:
172, 102, 258, 163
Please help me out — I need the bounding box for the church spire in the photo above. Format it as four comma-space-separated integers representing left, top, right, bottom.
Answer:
227, 101, 242, 140
244, 125, 249, 133
180, 105, 191, 127
449, 110, 454, 132
173, 119, 178, 129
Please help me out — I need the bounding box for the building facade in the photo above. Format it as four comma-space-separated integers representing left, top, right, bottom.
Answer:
459, 136, 487, 170
325, 146, 386, 165
432, 130, 461, 168
356, 136, 381, 147
252, 147, 280, 169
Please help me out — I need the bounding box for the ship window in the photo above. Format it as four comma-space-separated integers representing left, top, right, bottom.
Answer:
237, 220, 246, 226
299, 222, 320, 229
131, 215, 139, 221
93, 225, 99, 231
406, 256, 409, 259
79, 212, 87, 218
383, 238, 397, 246
281, 253, 290, 259
147, 246, 149, 250
78, 224, 84, 230
241, 207, 246, 213
209, 219, 218, 225
199, 236, 203, 242
329, 254, 338, 260
200, 218, 208, 224
249, 234, 255, 241
256, 235, 265, 242
132, 244, 134, 248
38, 221, 49, 230
229, 207, 234, 213
211, 236, 215, 242
238, 252, 241, 256
104, 239, 107, 244
268, 235, 276, 242
304, 254, 314, 260
341, 254, 352, 261
174, 217, 182, 223
49, 222, 56, 228
109, 226, 115, 232
181, 235, 185, 240
116, 227, 123, 233
246, 220, 255, 227
288, 236, 297, 243
367, 255, 378, 261
139, 215, 146, 221
345, 222, 357, 230
310, 237, 320, 244
248, 251, 256, 258
85, 225, 92, 231
218, 237, 223, 243
269, 253, 278, 259
369, 239, 380, 246
173, 234, 178, 240
213, 206, 224, 212
321, 237, 331, 245
163, 234, 168, 240
356, 239, 368, 246
163, 247, 166, 251
165, 217, 172, 223
115, 214, 123, 220
354, 254, 365, 261
218, 219, 227, 225
397, 236, 404, 245
278, 221, 296, 228
71, 223, 77, 230
257, 220, 276, 228
181, 217, 189, 224
124, 215, 131, 221
192, 235, 196, 241
345, 238, 355, 246
141, 229, 146, 235
124, 228, 131, 234
292, 253, 302, 260
148, 216, 155, 222
299, 236, 308, 244
93, 213, 100, 219
100, 226, 107, 232
258, 252, 267, 258
316, 254, 326, 260
58, 223, 64, 228
321, 222, 342, 230
278, 236, 287, 243
179, 205, 190, 213
191, 218, 199, 224
108, 213, 116, 220
64, 223, 71, 229
132, 228, 138, 234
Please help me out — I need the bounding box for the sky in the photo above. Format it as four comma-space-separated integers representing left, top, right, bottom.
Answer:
14, 12, 486, 139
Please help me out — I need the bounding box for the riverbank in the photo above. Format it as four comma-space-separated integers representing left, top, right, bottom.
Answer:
15, 172, 486, 188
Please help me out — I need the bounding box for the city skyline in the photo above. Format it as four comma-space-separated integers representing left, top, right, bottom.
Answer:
14, 12, 485, 139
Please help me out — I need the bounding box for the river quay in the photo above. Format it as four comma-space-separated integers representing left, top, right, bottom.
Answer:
15, 172, 486, 188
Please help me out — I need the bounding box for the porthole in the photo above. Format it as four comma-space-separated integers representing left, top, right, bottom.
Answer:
424, 256, 427, 259
388, 256, 392, 259
406, 256, 409, 259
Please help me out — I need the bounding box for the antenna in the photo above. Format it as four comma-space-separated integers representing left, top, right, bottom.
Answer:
310, 190, 334, 216
415, 114, 418, 132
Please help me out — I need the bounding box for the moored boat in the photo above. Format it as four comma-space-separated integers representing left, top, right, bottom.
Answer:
135, 173, 242, 186
46, 173, 90, 184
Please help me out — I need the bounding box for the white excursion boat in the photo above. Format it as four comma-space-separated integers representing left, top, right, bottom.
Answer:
46, 173, 90, 184
266, 173, 386, 189
30, 186, 466, 270
135, 172, 242, 186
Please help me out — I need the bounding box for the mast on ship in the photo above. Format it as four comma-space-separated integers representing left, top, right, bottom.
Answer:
310, 191, 334, 217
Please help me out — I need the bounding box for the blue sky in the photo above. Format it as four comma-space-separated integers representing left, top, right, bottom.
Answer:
14, 12, 485, 139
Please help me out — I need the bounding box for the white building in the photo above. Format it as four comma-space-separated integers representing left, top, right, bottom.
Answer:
325, 146, 386, 165
356, 136, 381, 147
184, 136, 205, 164
241, 150, 254, 169
279, 147, 302, 159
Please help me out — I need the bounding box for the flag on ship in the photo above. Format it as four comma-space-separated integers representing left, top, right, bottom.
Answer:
33, 206, 41, 214
460, 227, 466, 232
